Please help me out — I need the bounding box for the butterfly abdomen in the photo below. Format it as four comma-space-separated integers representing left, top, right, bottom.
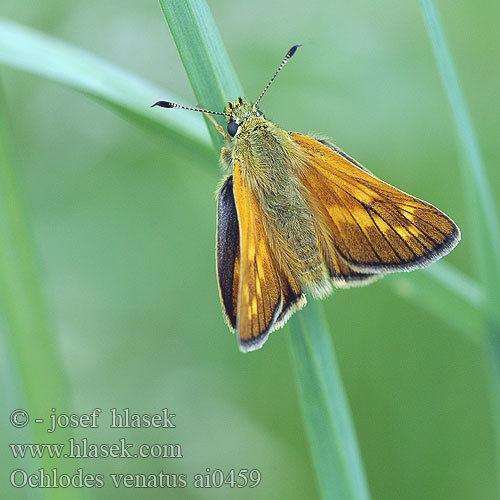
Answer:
256, 177, 332, 299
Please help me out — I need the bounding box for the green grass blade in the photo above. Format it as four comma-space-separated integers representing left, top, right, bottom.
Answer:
289, 301, 371, 500
159, 0, 243, 148
158, 1, 371, 497
420, 0, 500, 323
0, 18, 211, 155
0, 83, 81, 500
420, 0, 500, 492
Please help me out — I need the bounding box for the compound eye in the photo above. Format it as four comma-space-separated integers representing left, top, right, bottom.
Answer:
227, 120, 239, 137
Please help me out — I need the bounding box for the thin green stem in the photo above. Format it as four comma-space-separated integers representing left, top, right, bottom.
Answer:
420, 0, 500, 321
289, 301, 371, 500
420, 0, 500, 493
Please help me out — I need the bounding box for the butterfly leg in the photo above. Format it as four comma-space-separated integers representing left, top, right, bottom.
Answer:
220, 147, 233, 173
202, 111, 232, 142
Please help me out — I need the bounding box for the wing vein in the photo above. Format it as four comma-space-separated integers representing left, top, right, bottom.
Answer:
333, 189, 385, 264
365, 206, 407, 260
397, 206, 449, 239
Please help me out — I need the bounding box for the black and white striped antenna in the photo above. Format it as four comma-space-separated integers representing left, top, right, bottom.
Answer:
151, 101, 229, 117
254, 44, 301, 107
152, 45, 302, 113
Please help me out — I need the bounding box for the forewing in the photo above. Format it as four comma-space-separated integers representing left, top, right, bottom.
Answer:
291, 133, 460, 273
232, 159, 306, 351
232, 159, 283, 351
216, 176, 240, 331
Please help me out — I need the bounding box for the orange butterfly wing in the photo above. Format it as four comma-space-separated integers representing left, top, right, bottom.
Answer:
291, 133, 460, 274
225, 159, 305, 351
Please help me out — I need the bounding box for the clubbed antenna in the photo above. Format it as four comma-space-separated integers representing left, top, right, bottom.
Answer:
254, 44, 302, 107
151, 101, 229, 117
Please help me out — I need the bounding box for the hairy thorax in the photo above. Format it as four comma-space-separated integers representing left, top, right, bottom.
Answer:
230, 118, 330, 296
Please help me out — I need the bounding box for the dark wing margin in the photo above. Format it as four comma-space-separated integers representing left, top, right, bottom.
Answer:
216, 176, 240, 331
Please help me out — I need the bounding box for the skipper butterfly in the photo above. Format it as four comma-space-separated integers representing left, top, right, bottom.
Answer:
153, 45, 460, 352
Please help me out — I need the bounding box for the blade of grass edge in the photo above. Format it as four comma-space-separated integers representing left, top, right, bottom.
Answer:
420, 0, 500, 493
158, 0, 371, 498
0, 18, 212, 157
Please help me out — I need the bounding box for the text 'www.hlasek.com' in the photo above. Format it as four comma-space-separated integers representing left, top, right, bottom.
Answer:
8, 408, 262, 490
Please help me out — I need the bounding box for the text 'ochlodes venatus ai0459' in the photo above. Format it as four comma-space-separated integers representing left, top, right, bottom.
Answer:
153, 45, 460, 353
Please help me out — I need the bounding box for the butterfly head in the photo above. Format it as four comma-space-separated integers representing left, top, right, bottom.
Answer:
224, 97, 264, 138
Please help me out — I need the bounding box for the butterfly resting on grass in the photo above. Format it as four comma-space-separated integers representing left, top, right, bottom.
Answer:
152, 45, 460, 353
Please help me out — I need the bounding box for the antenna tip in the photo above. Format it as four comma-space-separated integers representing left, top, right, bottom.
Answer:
287, 44, 302, 59
151, 101, 174, 108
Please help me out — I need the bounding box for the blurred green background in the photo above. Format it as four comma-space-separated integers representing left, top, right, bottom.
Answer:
1, 0, 499, 499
